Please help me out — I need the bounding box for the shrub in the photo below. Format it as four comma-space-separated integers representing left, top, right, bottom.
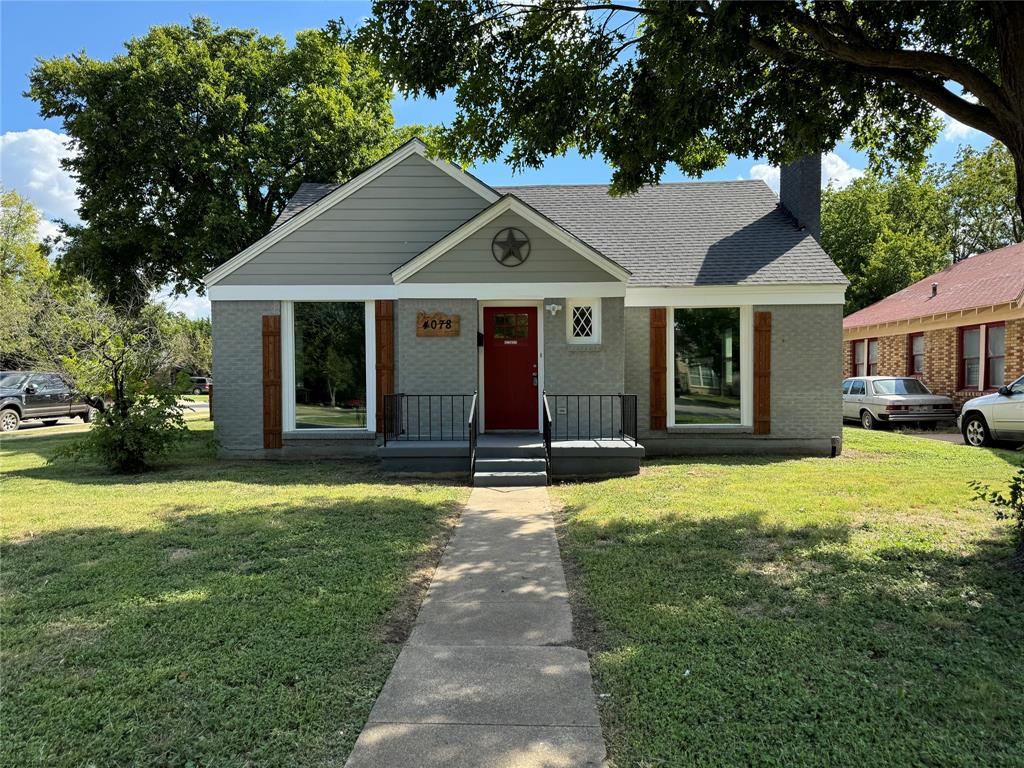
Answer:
970, 460, 1024, 559
64, 389, 186, 473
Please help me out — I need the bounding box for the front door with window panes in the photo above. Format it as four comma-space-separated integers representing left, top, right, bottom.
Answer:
483, 307, 538, 430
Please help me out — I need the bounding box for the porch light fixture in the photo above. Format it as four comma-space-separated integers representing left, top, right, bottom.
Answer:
545, 303, 563, 316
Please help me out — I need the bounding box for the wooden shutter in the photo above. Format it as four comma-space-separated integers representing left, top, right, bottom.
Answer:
375, 300, 396, 434
262, 315, 282, 449
754, 311, 772, 435
650, 308, 667, 431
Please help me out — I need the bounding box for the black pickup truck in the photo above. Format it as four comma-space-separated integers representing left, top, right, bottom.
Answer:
0, 371, 102, 432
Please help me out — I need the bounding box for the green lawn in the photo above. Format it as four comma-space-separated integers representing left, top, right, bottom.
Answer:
555, 429, 1024, 767
1, 422, 467, 767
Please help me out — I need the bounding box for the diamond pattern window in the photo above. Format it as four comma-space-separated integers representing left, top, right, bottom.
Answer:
566, 300, 601, 344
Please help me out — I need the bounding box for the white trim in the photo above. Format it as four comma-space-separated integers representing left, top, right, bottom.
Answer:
626, 284, 846, 307
477, 300, 544, 433
203, 139, 499, 286
281, 299, 376, 433
566, 298, 601, 344
209, 282, 626, 302
666, 305, 753, 429
391, 195, 631, 283
364, 300, 377, 433
281, 301, 296, 432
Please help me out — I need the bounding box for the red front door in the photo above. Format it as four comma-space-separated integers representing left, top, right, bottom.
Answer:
484, 307, 538, 430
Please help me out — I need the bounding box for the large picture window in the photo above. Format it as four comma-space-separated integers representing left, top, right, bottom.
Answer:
672, 308, 742, 425
293, 302, 367, 429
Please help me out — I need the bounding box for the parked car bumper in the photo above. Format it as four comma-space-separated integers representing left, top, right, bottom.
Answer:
880, 410, 956, 422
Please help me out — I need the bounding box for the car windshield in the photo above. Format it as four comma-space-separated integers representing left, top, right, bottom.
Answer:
0, 372, 29, 389
872, 378, 931, 395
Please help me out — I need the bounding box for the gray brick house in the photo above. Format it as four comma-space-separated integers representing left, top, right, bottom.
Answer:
205, 140, 847, 482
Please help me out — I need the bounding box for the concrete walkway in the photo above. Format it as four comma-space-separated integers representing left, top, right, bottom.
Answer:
345, 486, 606, 768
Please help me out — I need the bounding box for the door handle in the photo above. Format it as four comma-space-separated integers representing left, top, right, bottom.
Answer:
532, 373, 538, 387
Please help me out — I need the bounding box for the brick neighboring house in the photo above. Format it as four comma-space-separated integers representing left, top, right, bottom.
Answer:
843, 243, 1024, 408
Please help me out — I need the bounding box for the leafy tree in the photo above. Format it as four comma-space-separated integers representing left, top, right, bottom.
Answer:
943, 143, 1022, 262
822, 173, 950, 312
971, 461, 1024, 560
56, 301, 188, 473
30, 18, 420, 305
823, 141, 1019, 313
360, 1, 1024, 219
163, 314, 213, 377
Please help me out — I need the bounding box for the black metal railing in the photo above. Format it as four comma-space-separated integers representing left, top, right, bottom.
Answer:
542, 392, 553, 474
381, 393, 476, 444
543, 393, 639, 446
468, 391, 478, 475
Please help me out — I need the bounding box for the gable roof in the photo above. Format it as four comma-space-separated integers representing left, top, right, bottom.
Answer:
227, 151, 849, 288
392, 194, 631, 283
843, 243, 1024, 330
499, 182, 847, 286
204, 139, 499, 285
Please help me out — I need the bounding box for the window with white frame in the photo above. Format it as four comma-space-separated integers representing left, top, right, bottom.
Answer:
567, 299, 601, 344
292, 302, 368, 429
670, 307, 746, 426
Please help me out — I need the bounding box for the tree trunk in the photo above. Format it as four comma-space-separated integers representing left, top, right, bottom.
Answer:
993, 2, 1024, 223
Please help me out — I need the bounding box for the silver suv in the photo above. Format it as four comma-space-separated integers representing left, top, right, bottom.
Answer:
842, 376, 956, 430
958, 374, 1024, 447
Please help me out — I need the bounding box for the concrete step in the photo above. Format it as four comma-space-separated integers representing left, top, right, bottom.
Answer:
473, 470, 548, 487
476, 444, 546, 459
475, 457, 547, 473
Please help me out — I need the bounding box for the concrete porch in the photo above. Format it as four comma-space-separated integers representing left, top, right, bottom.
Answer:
378, 433, 644, 481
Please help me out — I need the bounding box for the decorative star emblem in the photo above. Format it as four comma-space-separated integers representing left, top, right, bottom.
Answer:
492, 228, 530, 267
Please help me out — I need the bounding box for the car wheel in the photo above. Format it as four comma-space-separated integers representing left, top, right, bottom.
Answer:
860, 410, 877, 430
42, 419, 59, 426
81, 407, 96, 423
962, 414, 992, 447
192, 387, 203, 395
0, 409, 20, 432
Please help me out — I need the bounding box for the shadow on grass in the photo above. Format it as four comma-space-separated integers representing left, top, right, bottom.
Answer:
561, 505, 1024, 767
3, 494, 461, 767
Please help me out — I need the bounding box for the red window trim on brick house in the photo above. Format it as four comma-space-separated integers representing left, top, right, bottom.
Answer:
958, 325, 982, 391
985, 321, 1006, 389
851, 337, 878, 377
907, 332, 925, 376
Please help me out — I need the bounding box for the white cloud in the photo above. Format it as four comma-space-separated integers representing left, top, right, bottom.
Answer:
156, 287, 211, 320
35, 217, 62, 244
749, 162, 780, 193
0, 129, 80, 227
934, 96, 980, 142
822, 152, 864, 188
748, 152, 863, 194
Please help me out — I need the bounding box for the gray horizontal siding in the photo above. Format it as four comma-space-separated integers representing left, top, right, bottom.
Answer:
220, 154, 491, 286
406, 210, 621, 284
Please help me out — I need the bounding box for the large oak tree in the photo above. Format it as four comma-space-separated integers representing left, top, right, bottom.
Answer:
30, 18, 419, 305
360, 1, 1024, 217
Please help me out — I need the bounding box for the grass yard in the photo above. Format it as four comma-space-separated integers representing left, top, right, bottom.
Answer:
1, 422, 467, 767
555, 429, 1024, 768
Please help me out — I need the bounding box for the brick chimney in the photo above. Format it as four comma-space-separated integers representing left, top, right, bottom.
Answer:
779, 154, 821, 241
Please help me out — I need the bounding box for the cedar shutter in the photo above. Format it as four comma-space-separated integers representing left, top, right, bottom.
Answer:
262, 315, 282, 449
753, 311, 772, 435
650, 308, 667, 430
375, 300, 396, 434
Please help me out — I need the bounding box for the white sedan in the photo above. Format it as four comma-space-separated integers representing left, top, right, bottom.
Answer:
959, 374, 1024, 447
842, 376, 956, 430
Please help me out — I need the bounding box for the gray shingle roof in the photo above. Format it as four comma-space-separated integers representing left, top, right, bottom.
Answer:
271, 182, 339, 230
271, 178, 847, 286
497, 181, 847, 286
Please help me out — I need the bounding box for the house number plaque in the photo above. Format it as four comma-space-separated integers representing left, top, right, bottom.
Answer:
416, 312, 461, 337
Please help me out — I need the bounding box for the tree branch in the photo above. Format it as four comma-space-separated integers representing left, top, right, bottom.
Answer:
781, 6, 1010, 116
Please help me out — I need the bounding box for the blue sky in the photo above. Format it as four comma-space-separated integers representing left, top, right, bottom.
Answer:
0, 0, 993, 317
